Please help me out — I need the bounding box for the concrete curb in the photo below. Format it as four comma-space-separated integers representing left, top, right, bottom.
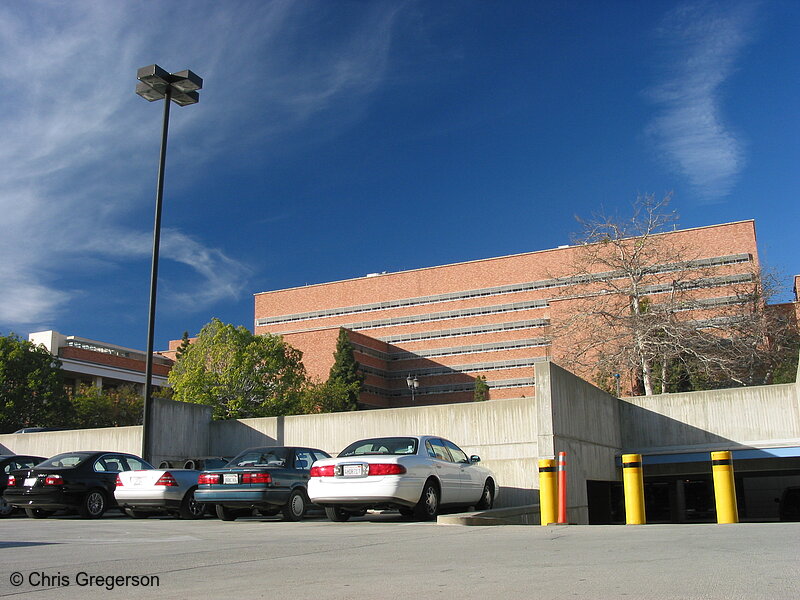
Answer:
437, 504, 541, 526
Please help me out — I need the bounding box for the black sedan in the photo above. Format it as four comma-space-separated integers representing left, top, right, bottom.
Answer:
4, 451, 152, 519
1, 455, 46, 517
195, 446, 330, 521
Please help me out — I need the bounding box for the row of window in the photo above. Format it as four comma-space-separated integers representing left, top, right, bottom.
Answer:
362, 376, 536, 398
352, 337, 550, 362
378, 319, 548, 344
347, 299, 548, 331
358, 357, 544, 380
255, 254, 752, 327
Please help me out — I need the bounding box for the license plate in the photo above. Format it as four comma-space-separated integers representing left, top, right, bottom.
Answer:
24, 477, 37, 487
130, 477, 143, 486
223, 474, 238, 484
342, 465, 363, 477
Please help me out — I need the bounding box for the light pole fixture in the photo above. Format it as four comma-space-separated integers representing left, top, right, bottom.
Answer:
136, 64, 202, 463
406, 374, 419, 402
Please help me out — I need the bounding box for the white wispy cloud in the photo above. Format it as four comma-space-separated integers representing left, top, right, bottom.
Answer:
645, 1, 758, 201
0, 0, 401, 328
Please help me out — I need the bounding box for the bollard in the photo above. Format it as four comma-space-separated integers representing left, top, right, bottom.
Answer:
557, 451, 567, 523
538, 459, 558, 526
711, 451, 739, 524
622, 453, 646, 525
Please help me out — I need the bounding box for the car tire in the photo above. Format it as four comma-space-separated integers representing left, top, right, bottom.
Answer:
282, 489, 307, 521
79, 490, 107, 519
325, 506, 352, 522
215, 504, 238, 521
124, 508, 150, 518
179, 487, 206, 520
24, 508, 53, 519
475, 481, 494, 510
0, 497, 14, 517
414, 480, 440, 521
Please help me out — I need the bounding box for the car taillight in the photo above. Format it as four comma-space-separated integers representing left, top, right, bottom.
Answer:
198, 473, 220, 485
7, 475, 16, 486
368, 464, 407, 476
310, 465, 334, 477
115, 475, 123, 487
155, 472, 178, 487
44, 474, 64, 486
242, 472, 272, 484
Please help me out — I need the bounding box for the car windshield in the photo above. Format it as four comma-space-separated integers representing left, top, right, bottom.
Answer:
36, 453, 90, 469
339, 437, 418, 457
229, 448, 288, 468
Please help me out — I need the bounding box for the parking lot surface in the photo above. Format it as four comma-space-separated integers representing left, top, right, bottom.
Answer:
1, 511, 798, 599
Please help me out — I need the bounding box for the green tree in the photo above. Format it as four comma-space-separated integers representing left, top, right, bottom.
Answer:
473, 375, 489, 401
299, 379, 362, 414
327, 328, 364, 411
175, 330, 191, 361
70, 385, 143, 428
168, 319, 309, 419
0, 334, 73, 433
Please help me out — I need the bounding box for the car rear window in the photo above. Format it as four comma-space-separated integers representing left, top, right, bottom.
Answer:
339, 437, 418, 457
37, 453, 88, 469
230, 448, 288, 468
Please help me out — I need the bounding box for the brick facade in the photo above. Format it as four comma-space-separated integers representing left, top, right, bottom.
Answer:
254, 220, 768, 408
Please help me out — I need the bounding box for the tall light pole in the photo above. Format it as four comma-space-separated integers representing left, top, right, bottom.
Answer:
135, 65, 202, 463
406, 374, 419, 402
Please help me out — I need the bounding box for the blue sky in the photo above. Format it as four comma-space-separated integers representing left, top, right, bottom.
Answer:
1, 0, 798, 352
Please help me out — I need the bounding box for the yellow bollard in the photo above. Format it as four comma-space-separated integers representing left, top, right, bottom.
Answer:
711, 451, 739, 524
538, 459, 558, 526
622, 454, 646, 525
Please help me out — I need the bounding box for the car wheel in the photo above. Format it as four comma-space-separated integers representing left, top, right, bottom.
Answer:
179, 487, 206, 520
215, 504, 238, 521
475, 481, 494, 510
282, 489, 307, 522
24, 508, 53, 519
414, 480, 440, 521
0, 497, 14, 517
325, 506, 352, 522
79, 489, 107, 518
124, 508, 150, 518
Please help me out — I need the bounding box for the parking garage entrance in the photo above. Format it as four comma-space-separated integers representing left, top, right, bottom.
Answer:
587, 447, 800, 524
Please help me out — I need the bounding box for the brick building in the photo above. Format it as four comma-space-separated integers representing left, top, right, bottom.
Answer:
29, 330, 172, 395
254, 220, 781, 408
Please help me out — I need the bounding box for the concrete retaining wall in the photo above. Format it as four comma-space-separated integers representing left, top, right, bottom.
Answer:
149, 398, 212, 466
210, 396, 539, 507
619, 382, 800, 451
536, 361, 623, 523
0, 426, 142, 458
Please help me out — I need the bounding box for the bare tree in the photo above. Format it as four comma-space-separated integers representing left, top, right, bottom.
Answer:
549, 194, 793, 395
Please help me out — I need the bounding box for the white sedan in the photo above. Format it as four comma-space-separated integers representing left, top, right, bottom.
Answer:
115, 468, 206, 519
308, 435, 497, 521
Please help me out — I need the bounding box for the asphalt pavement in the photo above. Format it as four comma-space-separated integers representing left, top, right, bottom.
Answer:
1, 511, 798, 599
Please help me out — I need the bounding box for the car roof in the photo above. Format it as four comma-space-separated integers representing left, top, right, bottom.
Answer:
48, 451, 139, 459
238, 446, 326, 453
0, 454, 45, 460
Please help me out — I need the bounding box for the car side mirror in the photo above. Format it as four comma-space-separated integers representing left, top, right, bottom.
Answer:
470, 455, 481, 463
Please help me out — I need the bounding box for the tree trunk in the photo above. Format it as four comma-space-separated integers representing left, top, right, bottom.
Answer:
641, 356, 654, 396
